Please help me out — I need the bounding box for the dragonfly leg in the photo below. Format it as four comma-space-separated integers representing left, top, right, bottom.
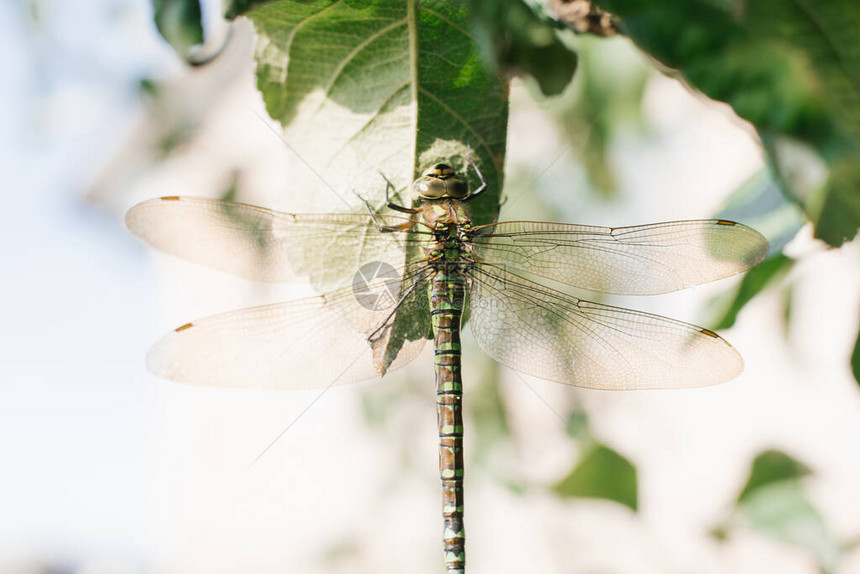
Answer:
356, 191, 417, 233
379, 171, 420, 214
463, 147, 487, 202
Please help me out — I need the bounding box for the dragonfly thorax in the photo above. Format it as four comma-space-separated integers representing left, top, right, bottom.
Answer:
411, 163, 469, 200
418, 199, 473, 229
418, 200, 476, 275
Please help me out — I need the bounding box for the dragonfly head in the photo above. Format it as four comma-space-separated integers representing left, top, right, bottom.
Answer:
411, 164, 469, 201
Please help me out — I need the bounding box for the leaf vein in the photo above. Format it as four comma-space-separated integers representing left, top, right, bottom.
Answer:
327, 82, 412, 165
419, 6, 478, 44
280, 0, 345, 86
418, 87, 495, 168
322, 18, 409, 98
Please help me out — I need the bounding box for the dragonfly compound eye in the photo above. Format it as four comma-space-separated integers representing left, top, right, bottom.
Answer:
413, 164, 469, 200
445, 177, 469, 199
413, 177, 448, 199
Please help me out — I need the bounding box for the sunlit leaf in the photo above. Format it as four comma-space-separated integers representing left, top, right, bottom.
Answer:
231, 0, 508, 224
553, 443, 637, 511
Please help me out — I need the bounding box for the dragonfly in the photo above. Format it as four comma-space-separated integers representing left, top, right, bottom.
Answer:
126, 161, 768, 574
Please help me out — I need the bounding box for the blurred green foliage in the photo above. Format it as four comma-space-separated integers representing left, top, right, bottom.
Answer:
852, 329, 860, 386
737, 449, 811, 503
716, 450, 842, 573
716, 168, 806, 254
743, 482, 838, 573
553, 443, 638, 511
545, 35, 648, 196
710, 253, 794, 331
152, 0, 203, 56
468, 0, 578, 96
597, 0, 860, 247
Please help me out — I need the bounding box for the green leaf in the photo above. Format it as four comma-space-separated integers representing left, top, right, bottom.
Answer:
553, 443, 637, 511
228, 0, 508, 372
851, 326, 860, 387
468, 0, 578, 96
151, 0, 203, 57
233, 0, 508, 223
716, 168, 805, 255
814, 157, 860, 246
738, 449, 812, 504
598, 0, 860, 246
724, 451, 839, 572
711, 253, 794, 331
740, 482, 839, 572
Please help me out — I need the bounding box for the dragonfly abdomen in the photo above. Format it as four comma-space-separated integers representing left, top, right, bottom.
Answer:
430, 264, 467, 574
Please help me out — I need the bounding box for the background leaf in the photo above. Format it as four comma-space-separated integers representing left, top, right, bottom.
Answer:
710, 253, 794, 331
598, 0, 860, 246
741, 482, 839, 572
152, 0, 203, 57
553, 443, 637, 511
852, 327, 860, 386
468, 0, 578, 96
737, 449, 812, 504
712, 450, 841, 572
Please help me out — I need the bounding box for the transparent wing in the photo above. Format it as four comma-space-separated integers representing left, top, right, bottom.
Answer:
468, 266, 743, 390
148, 267, 432, 389
470, 219, 768, 295
125, 196, 429, 288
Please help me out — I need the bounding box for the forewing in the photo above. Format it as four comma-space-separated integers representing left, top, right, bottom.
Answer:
470, 220, 768, 295
148, 269, 432, 389
468, 267, 743, 390
125, 196, 425, 290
